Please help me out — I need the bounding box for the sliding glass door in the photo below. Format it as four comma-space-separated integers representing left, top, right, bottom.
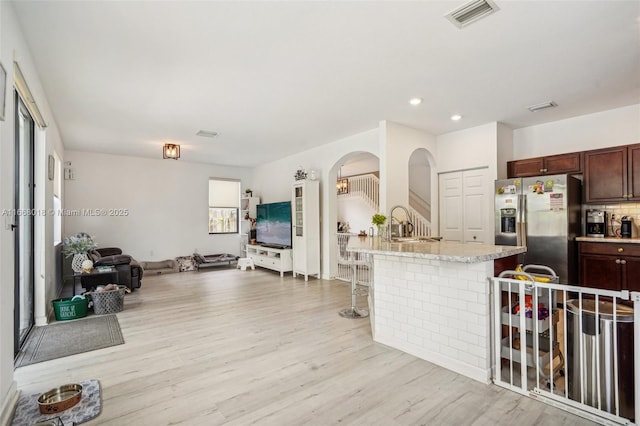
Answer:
14, 92, 35, 355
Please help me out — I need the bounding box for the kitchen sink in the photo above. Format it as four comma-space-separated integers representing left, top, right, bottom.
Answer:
390, 236, 442, 243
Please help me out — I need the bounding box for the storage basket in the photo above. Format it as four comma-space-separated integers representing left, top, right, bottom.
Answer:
52, 297, 88, 321
90, 286, 126, 315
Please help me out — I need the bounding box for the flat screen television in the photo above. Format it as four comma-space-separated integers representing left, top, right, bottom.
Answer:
256, 201, 292, 249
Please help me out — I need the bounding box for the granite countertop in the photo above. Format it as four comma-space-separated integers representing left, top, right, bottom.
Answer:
346, 237, 526, 263
576, 236, 640, 244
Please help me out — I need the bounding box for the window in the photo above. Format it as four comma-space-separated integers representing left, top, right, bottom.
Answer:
208, 179, 240, 234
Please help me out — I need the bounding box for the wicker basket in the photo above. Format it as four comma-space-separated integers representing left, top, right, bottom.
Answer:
90, 286, 126, 315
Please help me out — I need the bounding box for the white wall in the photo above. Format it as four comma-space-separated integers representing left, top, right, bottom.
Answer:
436, 122, 499, 178
513, 104, 640, 159
1, 2, 66, 422
496, 122, 513, 180
337, 196, 375, 235
0, 3, 14, 418
63, 151, 253, 261
409, 162, 430, 202
381, 121, 438, 230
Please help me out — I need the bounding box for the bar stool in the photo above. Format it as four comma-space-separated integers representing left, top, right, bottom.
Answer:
339, 250, 371, 319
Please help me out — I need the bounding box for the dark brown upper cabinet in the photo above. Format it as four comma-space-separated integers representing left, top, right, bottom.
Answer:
507, 152, 582, 178
584, 144, 640, 203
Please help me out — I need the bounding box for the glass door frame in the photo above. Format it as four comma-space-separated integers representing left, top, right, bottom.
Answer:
14, 90, 35, 356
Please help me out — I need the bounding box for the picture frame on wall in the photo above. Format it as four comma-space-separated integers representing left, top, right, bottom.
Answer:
0, 62, 6, 121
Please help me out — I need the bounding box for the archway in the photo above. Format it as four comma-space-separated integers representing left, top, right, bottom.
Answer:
328, 152, 380, 280
408, 148, 436, 236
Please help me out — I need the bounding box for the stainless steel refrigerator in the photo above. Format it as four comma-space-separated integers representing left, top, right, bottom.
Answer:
495, 174, 582, 284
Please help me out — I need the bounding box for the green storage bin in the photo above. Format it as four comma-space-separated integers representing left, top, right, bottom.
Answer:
52, 297, 88, 321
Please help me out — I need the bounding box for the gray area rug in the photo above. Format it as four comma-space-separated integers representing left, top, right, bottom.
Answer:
15, 315, 124, 368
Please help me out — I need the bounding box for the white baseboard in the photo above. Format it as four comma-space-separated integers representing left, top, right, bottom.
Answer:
0, 381, 19, 426
35, 313, 48, 327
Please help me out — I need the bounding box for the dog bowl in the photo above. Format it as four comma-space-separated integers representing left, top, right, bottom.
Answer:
37, 384, 83, 414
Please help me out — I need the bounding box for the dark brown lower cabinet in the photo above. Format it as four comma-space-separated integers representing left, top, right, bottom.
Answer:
579, 242, 640, 291
494, 254, 518, 277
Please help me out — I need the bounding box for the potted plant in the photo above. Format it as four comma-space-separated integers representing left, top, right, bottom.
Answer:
62, 233, 97, 273
371, 213, 387, 239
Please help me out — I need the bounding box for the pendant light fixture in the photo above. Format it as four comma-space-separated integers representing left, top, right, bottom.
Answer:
336, 166, 349, 195
163, 143, 180, 160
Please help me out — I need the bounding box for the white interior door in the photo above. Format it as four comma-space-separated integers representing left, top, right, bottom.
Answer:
462, 168, 490, 244
439, 168, 491, 244
439, 172, 463, 242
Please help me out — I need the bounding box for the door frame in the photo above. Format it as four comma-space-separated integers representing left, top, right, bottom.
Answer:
13, 90, 36, 356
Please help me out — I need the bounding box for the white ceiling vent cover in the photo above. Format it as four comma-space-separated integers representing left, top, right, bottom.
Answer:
527, 101, 558, 112
445, 0, 500, 28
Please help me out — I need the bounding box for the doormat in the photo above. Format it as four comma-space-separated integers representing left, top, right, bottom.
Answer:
15, 315, 124, 368
11, 379, 101, 426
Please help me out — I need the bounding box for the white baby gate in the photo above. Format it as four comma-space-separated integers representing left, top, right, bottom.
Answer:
490, 269, 639, 426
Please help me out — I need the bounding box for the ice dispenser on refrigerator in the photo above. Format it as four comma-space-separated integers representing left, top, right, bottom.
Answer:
500, 208, 516, 234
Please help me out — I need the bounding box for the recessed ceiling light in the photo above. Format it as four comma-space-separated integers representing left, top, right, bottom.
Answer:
196, 130, 219, 138
451, 114, 463, 121
409, 97, 423, 106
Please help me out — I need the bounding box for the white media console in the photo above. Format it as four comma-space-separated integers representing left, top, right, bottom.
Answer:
245, 245, 293, 277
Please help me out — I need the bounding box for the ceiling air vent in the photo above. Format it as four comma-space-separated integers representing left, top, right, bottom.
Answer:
196, 130, 219, 138
445, 0, 500, 28
527, 101, 558, 112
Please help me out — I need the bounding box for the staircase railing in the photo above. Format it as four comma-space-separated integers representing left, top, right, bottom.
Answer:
339, 173, 379, 212
338, 173, 431, 236
408, 205, 432, 236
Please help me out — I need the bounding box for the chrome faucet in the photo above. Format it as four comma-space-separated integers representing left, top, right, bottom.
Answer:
389, 205, 414, 237
390, 205, 410, 221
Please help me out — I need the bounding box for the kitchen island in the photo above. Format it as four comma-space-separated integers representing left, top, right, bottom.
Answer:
347, 237, 525, 383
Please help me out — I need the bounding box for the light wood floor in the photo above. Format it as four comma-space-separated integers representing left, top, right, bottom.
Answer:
14, 268, 596, 425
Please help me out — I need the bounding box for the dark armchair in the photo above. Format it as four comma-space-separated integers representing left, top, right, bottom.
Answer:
89, 247, 143, 291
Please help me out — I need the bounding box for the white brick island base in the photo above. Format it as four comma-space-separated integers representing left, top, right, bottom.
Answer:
373, 254, 494, 383
346, 237, 526, 384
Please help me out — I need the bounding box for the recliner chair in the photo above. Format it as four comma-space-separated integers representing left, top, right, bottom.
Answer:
89, 247, 143, 290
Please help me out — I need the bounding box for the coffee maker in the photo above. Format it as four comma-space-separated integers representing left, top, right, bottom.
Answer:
586, 210, 607, 238
621, 216, 633, 238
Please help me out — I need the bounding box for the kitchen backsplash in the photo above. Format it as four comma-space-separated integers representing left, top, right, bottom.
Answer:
586, 203, 640, 237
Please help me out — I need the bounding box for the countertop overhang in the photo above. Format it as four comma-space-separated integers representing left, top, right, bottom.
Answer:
346, 237, 526, 263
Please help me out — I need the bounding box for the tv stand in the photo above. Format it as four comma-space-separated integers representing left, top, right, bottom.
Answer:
245, 245, 292, 277
260, 244, 290, 250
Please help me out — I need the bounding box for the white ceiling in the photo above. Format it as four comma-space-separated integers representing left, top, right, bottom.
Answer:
11, 0, 640, 167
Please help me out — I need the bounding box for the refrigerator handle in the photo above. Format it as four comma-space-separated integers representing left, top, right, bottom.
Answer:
520, 194, 527, 247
